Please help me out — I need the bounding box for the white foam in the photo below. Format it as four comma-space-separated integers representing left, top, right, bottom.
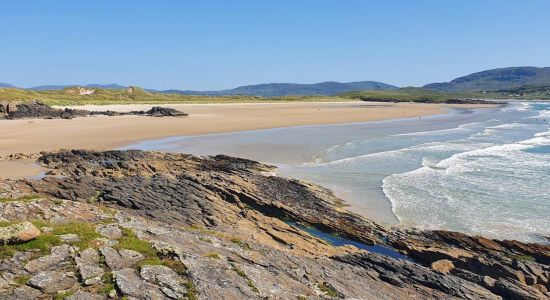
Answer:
392, 121, 486, 137
384, 127, 550, 242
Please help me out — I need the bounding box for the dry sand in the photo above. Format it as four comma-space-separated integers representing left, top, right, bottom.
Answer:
0, 101, 495, 179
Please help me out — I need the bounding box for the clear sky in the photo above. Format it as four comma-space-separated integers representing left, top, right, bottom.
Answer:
1, 0, 549, 90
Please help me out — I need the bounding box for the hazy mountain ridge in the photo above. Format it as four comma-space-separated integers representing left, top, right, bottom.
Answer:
424, 66, 550, 92
158, 81, 398, 96
0, 83, 15, 88
28, 83, 127, 91
3, 66, 550, 96
1, 81, 397, 96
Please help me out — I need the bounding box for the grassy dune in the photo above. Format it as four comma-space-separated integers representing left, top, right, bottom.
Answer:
1, 85, 546, 106
340, 87, 501, 102
0, 87, 353, 106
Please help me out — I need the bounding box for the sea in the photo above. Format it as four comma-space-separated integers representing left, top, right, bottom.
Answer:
123, 101, 550, 243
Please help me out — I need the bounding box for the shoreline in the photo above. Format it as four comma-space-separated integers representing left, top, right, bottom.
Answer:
0, 102, 496, 157
0, 102, 497, 181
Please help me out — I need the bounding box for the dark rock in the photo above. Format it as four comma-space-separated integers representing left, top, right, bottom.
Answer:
492, 278, 548, 300
333, 252, 499, 299
140, 106, 188, 117
0, 101, 187, 120
29, 150, 386, 245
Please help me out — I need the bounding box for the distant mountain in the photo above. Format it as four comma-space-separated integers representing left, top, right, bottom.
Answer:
161, 81, 397, 97
424, 67, 550, 92
83, 83, 126, 90
29, 83, 126, 91
0, 82, 15, 88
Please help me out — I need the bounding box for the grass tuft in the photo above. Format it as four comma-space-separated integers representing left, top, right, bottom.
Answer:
198, 236, 212, 243
0, 219, 99, 258
205, 252, 220, 259
512, 254, 536, 262
247, 279, 259, 293
114, 228, 157, 257
14, 275, 31, 285
230, 237, 251, 250
101, 272, 115, 294
318, 282, 339, 297
55, 291, 74, 300
51, 221, 100, 249
184, 281, 199, 300
136, 256, 187, 275
0, 194, 44, 203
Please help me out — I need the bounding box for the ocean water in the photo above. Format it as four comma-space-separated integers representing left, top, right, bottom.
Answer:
123, 102, 550, 243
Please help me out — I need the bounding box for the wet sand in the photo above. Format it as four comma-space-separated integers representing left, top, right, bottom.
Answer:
0, 160, 44, 180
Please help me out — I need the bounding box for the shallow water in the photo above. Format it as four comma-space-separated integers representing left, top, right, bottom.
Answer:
123, 102, 550, 243
285, 221, 410, 261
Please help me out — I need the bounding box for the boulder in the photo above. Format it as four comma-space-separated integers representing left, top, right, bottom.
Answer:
59, 233, 81, 244
100, 247, 144, 270
27, 270, 77, 293
140, 265, 187, 298
8, 285, 42, 299
75, 248, 104, 286
96, 224, 122, 240
143, 107, 188, 117
431, 259, 455, 274
66, 290, 104, 300
25, 244, 71, 273
7, 102, 18, 113
113, 268, 165, 299
0, 222, 41, 245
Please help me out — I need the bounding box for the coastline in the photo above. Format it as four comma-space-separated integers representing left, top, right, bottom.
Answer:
0, 101, 496, 158
0, 102, 497, 182
2, 103, 550, 299
1, 149, 547, 299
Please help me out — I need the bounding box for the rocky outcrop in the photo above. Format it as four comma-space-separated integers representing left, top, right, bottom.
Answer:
0, 101, 89, 119
0, 101, 187, 120
0, 150, 547, 299
142, 106, 189, 117
30, 150, 387, 246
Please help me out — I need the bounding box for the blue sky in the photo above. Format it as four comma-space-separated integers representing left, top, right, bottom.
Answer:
1, 0, 549, 90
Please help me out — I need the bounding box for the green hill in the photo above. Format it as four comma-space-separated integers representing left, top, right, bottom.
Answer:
424, 67, 550, 92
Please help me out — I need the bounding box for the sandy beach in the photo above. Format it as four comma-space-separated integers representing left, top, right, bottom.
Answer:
0, 101, 495, 179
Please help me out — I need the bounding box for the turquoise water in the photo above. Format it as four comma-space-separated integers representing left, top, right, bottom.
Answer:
123, 102, 550, 243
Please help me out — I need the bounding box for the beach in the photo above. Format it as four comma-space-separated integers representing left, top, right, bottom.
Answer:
0, 101, 494, 157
